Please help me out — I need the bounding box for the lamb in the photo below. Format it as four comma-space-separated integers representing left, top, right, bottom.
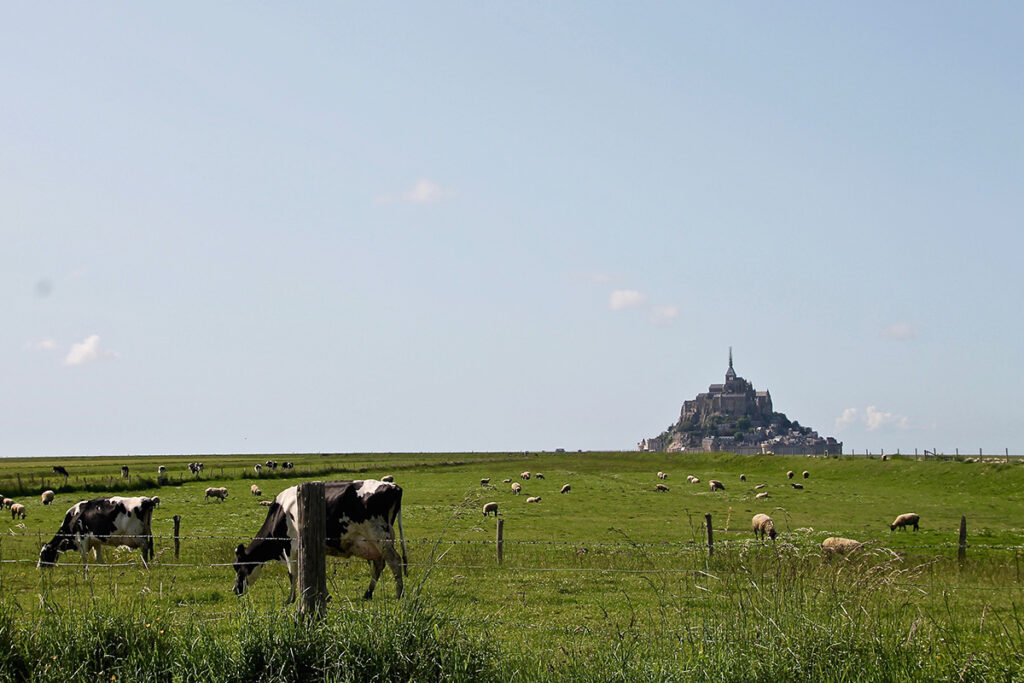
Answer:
756, 492, 769, 499
751, 513, 777, 540
787, 470, 794, 479
480, 478, 491, 485
381, 475, 395, 482
802, 470, 810, 479
251, 484, 262, 496
822, 537, 863, 555
511, 482, 522, 494
41, 490, 55, 506
520, 471, 531, 480
709, 480, 725, 491
655, 483, 669, 492
10, 503, 26, 520
526, 496, 541, 503
1, 498, 13, 509
205, 487, 228, 502
560, 484, 571, 494
482, 502, 499, 516
657, 472, 667, 480
890, 513, 920, 532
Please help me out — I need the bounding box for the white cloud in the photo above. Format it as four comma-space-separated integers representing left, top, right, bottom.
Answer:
63, 335, 118, 366
835, 405, 910, 431
835, 407, 859, 429
649, 305, 679, 325
881, 322, 918, 341
608, 289, 646, 311
25, 338, 59, 351
377, 179, 450, 204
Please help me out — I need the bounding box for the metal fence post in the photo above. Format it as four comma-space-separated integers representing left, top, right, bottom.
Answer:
297, 481, 327, 618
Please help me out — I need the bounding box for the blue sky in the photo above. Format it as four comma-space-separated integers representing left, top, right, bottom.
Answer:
3, 4, 1022, 456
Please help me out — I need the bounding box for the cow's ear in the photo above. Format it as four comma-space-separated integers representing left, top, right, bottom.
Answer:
235, 544, 245, 559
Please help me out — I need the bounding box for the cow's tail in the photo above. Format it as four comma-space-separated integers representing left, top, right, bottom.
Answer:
397, 505, 408, 577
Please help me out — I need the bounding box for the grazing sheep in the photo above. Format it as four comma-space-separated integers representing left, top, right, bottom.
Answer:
520, 471, 531, 480
1, 498, 13, 509
480, 478, 491, 485
381, 475, 394, 482
822, 537, 863, 555
10, 503, 26, 520
41, 490, 55, 506
205, 487, 229, 502
787, 470, 794, 479
754, 484, 766, 490
890, 513, 920, 532
526, 496, 541, 503
535, 473, 545, 480
756, 492, 769, 499
655, 483, 669, 492
251, 484, 262, 496
259, 500, 273, 506
751, 513, 777, 540
685, 475, 695, 483
690, 477, 700, 484
482, 501, 499, 516
739, 474, 746, 482
502, 478, 512, 483
560, 484, 571, 494
791, 483, 804, 490
802, 471, 809, 479
511, 482, 522, 494
709, 480, 725, 491
657, 472, 667, 480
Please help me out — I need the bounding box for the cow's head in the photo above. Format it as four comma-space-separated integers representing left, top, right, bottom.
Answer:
232, 544, 262, 595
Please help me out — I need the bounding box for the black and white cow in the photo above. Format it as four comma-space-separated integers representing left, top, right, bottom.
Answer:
232, 480, 408, 602
38, 496, 157, 568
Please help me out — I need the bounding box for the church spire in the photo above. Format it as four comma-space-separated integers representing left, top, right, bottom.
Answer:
725, 347, 736, 381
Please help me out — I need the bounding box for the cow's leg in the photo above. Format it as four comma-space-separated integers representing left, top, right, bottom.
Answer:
94, 545, 104, 564
382, 544, 404, 599
364, 559, 385, 600
283, 551, 297, 604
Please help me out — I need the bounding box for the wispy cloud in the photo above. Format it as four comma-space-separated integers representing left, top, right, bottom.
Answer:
25, 338, 59, 351
649, 305, 679, 325
377, 179, 451, 204
881, 322, 918, 341
63, 335, 118, 366
608, 289, 646, 311
835, 406, 910, 431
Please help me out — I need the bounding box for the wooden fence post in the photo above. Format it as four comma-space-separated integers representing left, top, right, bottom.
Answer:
173, 515, 181, 560
297, 481, 327, 618
705, 513, 714, 556
496, 518, 504, 565
958, 516, 967, 564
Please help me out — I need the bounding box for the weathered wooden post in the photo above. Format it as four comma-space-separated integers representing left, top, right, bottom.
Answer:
297, 481, 327, 618
496, 518, 504, 565
173, 515, 181, 560
705, 513, 714, 556
958, 516, 967, 564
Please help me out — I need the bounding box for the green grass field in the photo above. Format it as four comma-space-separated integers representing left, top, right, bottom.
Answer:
2, 451, 1023, 681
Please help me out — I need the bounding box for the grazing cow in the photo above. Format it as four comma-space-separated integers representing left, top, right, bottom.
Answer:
188, 462, 204, 476
121, 465, 130, 478
38, 496, 157, 568
282, 462, 294, 470
53, 466, 69, 478
265, 461, 278, 470
232, 480, 408, 602
205, 487, 229, 502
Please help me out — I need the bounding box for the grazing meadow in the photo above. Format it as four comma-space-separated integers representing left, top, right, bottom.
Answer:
1, 451, 1023, 681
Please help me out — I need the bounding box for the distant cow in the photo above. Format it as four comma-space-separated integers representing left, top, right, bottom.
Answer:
121, 465, 130, 478
264, 461, 278, 470
53, 466, 69, 478
232, 480, 408, 602
205, 487, 228, 502
254, 464, 263, 474
38, 496, 157, 568
282, 462, 294, 470
188, 462, 204, 476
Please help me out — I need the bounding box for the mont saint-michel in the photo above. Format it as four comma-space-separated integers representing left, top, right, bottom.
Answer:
639, 350, 842, 455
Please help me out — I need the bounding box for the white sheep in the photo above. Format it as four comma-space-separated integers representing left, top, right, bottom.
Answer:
526, 496, 541, 503
481, 478, 491, 485
755, 492, 769, 499
41, 490, 55, 506
739, 474, 746, 482
535, 473, 545, 480
251, 484, 262, 496
890, 513, 920, 532
655, 483, 669, 492
502, 478, 512, 483
560, 484, 571, 494
657, 472, 667, 480
482, 501, 499, 516
786, 470, 794, 479
751, 513, 776, 540
205, 487, 228, 502
822, 537, 863, 555
520, 471, 531, 480
511, 482, 522, 494
10, 503, 26, 520
259, 500, 273, 506
1, 498, 13, 509
690, 477, 700, 484
802, 470, 810, 479
754, 484, 766, 490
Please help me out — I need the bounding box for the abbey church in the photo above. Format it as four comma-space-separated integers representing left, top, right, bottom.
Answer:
639, 350, 842, 456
